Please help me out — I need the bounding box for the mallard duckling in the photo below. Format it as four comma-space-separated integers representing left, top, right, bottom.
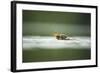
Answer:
54, 33, 68, 40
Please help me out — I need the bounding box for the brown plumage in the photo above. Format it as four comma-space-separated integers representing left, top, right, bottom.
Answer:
54, 33, 68, 40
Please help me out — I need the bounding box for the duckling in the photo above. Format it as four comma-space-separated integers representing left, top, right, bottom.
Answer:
54, 33, 68, 40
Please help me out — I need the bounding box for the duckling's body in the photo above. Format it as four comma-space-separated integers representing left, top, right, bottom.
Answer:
54, 33, 69, 40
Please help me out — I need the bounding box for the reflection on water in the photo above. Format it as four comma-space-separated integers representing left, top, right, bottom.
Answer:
23, 36, 91, 62
23, 36, 90, 49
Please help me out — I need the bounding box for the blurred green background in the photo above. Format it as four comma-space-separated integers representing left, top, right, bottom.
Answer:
22, 10, 91, 63
23, 48, 90, 62
23, 10, 90, 36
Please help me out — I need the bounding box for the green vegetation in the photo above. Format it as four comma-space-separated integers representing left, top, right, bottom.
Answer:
23, 10, 90, 36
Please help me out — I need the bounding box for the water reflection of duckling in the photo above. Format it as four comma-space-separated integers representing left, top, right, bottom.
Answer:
54, 33, 69, 40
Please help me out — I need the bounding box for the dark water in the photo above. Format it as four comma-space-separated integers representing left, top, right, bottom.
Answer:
23, 48, 90, 63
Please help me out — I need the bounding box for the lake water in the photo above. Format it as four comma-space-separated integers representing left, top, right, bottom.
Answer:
22, 36, 91, 62
23, 36, 90, 49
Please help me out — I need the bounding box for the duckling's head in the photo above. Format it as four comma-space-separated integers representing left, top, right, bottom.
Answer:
53, 32, 60, 40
